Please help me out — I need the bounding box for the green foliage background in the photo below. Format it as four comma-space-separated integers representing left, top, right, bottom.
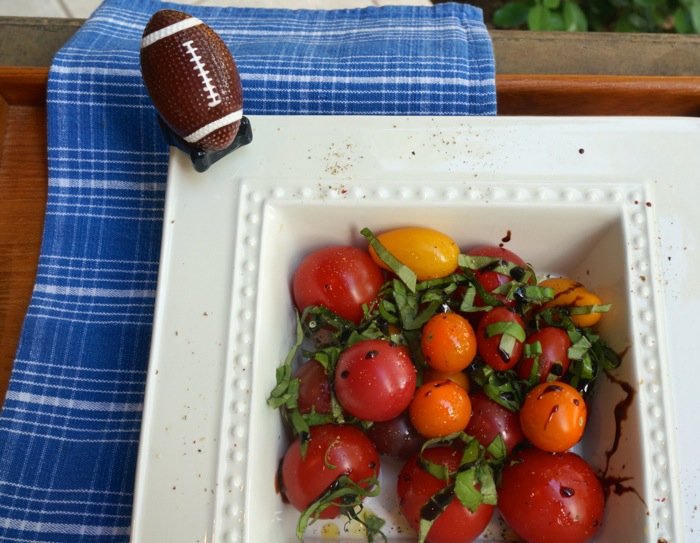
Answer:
492, 0, 700, 31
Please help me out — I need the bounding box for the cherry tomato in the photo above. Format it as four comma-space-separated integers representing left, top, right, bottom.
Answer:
498, 447, 604, 543
517, 327, 571, 384
334, 339, 416, 422
466, 246, 533, 308
476, 307, 526, 371
293, 359, 331, 415
397, 446, 494, 543
409, 380, 471, 439
292, 245, 384, 325
539, 277, 604, 328
280, 424, 380, 520
421, 312, 477, 373
519, 382, 587, 453
368, 227, 459, 281
365, 409, 426, 462
423, 368, 470, 392
465, 390, 525, 458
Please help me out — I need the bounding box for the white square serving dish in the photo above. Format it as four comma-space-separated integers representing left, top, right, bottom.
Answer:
130, 116, 700, 543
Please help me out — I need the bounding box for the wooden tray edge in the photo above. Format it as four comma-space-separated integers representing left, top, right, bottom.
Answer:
0, 66, 48, 106
496, 74, 700, 116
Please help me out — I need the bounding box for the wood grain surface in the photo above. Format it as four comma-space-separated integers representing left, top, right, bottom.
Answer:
1, 66, 699, 409
0, 67, 48, 406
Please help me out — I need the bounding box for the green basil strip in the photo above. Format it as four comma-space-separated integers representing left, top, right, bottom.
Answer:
484, 321, 527, 342
454, 468, 482, 512
296, 475, 381, 541
361, 227, 417, 293
567, 332, 593, 360
455, 264, 503, 308
486, 434, 507, 462
568, 303, 612, 315
267, 311, 305, 407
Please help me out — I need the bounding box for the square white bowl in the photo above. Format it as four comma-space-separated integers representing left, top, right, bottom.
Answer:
131, 116, 697, 543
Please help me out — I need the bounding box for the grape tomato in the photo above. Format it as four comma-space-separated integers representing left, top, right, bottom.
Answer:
368, 227, 459, 281
539, 277, 604, 328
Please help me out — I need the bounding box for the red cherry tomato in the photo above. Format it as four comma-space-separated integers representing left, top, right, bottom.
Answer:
517, 327, 572, 384
292, 246, 384, 325
334, 339, 416, 422
397, 446, 494, 543
365, 409, 426, 462
466, 246, 532, 308
498, 447, 605, 543
280, 424, 380, 519
465, 390, 525, 458
476, 307, 526, 371
293, 359, 331, 415
519, 382, 587, 453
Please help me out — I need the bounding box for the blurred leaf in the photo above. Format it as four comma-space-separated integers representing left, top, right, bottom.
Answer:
563, 1, 589, 29
690, 0, 700, 31
633, 0, 666, 8
544, 0, 562, 9
673, 7, 694, 32
608, 0, 632, 9
529, 4, 566, 29
614, 11, 651, 30
493, 1, 531, 27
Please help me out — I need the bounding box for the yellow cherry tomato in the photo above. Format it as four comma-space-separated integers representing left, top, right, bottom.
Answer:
539, 277, 604, 328
368, 227, 459, 281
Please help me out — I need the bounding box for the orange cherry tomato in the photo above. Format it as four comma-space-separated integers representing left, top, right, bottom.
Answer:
423, 368, 470, 393
368, 227, 459, 281
519, 382, 587, 453
409, 380, 472, 439
421, 312, 477, 373
539, 277, 604, 328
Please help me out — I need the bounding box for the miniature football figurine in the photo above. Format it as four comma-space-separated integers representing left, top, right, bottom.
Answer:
140, 9, 252, 172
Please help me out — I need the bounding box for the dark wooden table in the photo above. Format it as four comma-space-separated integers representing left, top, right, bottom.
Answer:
2, 17, 700, 406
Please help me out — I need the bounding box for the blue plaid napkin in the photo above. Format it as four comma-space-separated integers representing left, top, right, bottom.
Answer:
0, 0, 495, 540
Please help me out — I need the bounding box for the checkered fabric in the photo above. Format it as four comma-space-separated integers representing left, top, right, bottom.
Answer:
0, 0, 495, 540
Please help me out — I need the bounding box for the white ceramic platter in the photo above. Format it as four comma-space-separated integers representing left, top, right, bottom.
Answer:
130, 116, 700, 543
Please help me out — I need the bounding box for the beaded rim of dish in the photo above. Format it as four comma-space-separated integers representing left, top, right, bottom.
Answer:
217, 180, 674, 543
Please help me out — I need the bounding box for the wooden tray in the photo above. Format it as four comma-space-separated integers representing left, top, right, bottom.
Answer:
1, 65, 699, 407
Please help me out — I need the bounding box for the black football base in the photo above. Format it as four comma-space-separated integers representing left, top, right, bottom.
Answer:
157, 115, 254, 173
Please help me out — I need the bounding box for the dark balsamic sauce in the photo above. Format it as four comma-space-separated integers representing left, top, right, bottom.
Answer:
602, 371, 636, 475
599, 369, 648, 511
419, 483, 455, 521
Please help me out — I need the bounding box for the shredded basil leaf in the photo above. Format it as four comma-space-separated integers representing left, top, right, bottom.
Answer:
361, 227, 417, 292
